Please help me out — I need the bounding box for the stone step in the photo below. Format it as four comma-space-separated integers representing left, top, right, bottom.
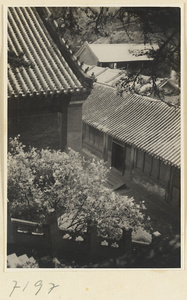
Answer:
7, 253, 37, 268
112, 182, 127, 191
7, 253, 20, 268
107, 173, 126, 187
18, 254, 29, 265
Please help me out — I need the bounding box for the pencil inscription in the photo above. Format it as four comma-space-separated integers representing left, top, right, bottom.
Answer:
9, 280, 59, 297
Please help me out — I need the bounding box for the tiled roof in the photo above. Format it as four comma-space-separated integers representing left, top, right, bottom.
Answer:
158, 78, 180, 92
82, 64, 126, 86
83, 83, 180, 168
8, 7, 86, 99
77, 42, 158, 63
82, 65, 180, 105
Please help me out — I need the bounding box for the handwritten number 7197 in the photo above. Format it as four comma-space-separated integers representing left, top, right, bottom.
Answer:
9, 280, 59, 297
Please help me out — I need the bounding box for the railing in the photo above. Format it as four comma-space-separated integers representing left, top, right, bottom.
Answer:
8, 214, 162, 262
8, 217, 50, 249
8, 215, 133, 259
11, 218, 45, 235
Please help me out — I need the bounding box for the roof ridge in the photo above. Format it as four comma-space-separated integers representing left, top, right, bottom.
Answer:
94, 82, 118, 91
8, 7, 94, 99
94, 83, 180, 110
36, 8, 93, 91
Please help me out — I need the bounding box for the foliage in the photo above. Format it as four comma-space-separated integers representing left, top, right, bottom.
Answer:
8, 51, 34, 69
115, 73, 165, 99
115, 7, 180, 96
48, 7, 113, 37
8, 136, 41, 221
46, 7, 180, 97
8, 136, 149, 239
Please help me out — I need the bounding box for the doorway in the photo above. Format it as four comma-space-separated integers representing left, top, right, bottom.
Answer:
112, 142, 124, 173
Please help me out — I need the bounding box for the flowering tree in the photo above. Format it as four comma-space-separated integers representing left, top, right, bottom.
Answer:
8, 137, 149, 239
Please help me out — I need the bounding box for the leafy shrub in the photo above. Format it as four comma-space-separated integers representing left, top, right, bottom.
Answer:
8, 136, 149, 239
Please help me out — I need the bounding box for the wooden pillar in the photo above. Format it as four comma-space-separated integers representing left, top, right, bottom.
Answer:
122, 145, 126, 176
87, 222, 99, 258
7, 202, 15, 244
130, 146, 136, 179
58, 107, 67, 151
103, 133, 108, 161
164, 165, 171, 202
151, 231, 162, 258
168, 166, 174, 202
67, 101, 84, 152
157, 159, 161, 180
121, 228, 132, 253
47, 213, 62, 253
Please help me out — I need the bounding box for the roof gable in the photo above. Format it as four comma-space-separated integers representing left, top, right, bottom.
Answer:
83, 83, 180, 167
76, 41, 99, 65
8, 7, 88, 99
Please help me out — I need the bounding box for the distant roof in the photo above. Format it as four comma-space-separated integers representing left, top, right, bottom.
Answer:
8, 7, 87, 99
82, 64, 126, 86
83, 83, 180, 168
82, 64, 180, 105
77, 42, 158, 63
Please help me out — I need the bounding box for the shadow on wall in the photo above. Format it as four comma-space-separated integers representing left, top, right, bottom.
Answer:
8, 113, 61, 150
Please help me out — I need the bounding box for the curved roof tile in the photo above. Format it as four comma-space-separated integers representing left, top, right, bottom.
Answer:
83, 83, 180, 168
8, 7, 84, 98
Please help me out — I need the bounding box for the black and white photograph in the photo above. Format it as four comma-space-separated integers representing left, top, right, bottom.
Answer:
6, 6, 182, 270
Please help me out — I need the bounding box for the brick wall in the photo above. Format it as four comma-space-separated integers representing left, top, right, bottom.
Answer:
8, 94, 86, 152
8, 95, 70, 150
9, 113, 61, 150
